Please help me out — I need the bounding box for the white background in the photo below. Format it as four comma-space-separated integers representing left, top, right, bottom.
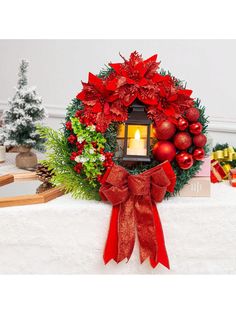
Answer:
0, 39, 236, 145
1, 0, 236, 313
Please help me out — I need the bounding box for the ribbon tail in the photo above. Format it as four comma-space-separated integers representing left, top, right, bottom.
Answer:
150, 203, 170, 269
103, 205, 119, 264
135, 196, 158, 265
117, 198, 136, 263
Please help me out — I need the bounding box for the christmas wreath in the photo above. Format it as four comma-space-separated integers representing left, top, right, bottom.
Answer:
40, 51, 208, 200
39, 52, 209, 268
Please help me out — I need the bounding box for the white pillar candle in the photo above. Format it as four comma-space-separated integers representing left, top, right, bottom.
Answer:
127, 129, 147, 156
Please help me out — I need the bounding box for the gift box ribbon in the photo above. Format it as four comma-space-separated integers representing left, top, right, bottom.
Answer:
99, 161, 176, 269
211, 146, 236, 162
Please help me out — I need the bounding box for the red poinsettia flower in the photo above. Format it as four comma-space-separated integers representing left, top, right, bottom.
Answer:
152, 74, 194, 122
146, 106, 169, 126
75, 52, 194, 132
109, 51, 160, 86
109, 99, 128, 122
174, 89, 194, 113
77, 72, 113, 113
107, 51, 160, 106
77, 72, 129, 132
77, 72, 120, 132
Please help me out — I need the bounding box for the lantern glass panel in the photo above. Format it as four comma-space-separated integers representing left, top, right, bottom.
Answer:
126, 125, 148, 156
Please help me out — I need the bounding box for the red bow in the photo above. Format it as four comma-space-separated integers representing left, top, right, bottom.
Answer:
99, 161, 176, 268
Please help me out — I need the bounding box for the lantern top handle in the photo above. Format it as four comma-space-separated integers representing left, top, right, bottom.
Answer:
130, 99, 146, 111
127, 99, 152, 124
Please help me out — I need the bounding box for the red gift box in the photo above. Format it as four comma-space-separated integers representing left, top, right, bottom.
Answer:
210, 159, 227, 183
229, 169, 236, 187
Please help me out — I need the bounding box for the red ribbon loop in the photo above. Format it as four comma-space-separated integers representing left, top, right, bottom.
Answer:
100, 160, 176, 268
128, 174, 150, 195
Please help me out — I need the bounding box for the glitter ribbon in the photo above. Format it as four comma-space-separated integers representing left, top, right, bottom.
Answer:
99, 161, 176, 269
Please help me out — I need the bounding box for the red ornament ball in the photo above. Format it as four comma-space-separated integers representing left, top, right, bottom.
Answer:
153, 120, 176, 140
174, 132, 192, 150
193, 133, 207, 147
176, 152, 194, 170
177, 117, 189, 131
152, 141, 176, 162
189, 122, 203, 135
185, 107, 200, 122
193, 148, 205, 161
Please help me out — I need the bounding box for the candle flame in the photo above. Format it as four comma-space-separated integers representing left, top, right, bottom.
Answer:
135, 129, 141, 141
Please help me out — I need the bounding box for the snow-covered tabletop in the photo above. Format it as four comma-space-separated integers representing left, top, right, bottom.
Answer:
0, 154, 236, 274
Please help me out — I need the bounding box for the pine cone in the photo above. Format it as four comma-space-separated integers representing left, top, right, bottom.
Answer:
36, 163, 54, 184
36, 182, 53, 194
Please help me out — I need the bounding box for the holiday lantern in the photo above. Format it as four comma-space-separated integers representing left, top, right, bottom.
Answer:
123, 100, 151, 162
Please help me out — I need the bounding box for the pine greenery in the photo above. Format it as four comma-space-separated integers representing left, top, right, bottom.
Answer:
0, 60, 47, 150
37, 125, 100, 200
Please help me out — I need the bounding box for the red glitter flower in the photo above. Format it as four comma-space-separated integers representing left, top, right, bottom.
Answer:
107, 52, 160, 106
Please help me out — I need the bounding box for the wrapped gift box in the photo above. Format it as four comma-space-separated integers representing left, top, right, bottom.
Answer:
210, 159, 227, 183
178, 177, 211, 197
229, 169, 236, 187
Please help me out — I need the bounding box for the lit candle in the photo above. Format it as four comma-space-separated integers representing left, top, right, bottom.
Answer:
127, 129, 147, 156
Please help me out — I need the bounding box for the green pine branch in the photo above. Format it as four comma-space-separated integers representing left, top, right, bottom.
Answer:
37, 125, 100, 200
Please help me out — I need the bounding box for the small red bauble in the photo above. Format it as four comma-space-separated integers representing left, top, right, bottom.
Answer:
152, 141, 176, 162
65, 121, 72, 130
185, 107, 200, 122
189, 122, 203, 135
193, 133, 207, 147
177, 118, 189, 131
153, 120, 176, 140
193, 148, 205, 161
67, 134, 77, 144
176, 152, 194, 170
174, 132, 192, 150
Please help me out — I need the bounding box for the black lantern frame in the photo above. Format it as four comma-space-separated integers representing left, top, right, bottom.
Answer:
123, 100, 152, 162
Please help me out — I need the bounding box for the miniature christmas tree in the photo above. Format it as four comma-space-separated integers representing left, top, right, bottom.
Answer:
0, 60, 47, 151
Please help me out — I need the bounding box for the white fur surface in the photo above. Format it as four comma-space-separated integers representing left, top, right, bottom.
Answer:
0, 181, 235, 274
